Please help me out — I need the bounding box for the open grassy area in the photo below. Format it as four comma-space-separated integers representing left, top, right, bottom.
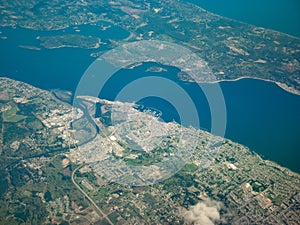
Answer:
3, 103, 27, 123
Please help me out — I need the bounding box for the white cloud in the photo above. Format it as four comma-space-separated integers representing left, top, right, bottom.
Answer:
182, 198, 223, 225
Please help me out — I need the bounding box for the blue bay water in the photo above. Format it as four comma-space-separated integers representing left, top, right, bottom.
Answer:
0, 24, 129, 90
98, 63, 300, 173
0, 2, 299, 172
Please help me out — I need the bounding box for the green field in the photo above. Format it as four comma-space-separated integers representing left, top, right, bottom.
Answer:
3, 103, 27, 123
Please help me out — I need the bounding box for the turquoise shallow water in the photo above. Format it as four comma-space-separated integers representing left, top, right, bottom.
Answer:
184, 0, 300, 37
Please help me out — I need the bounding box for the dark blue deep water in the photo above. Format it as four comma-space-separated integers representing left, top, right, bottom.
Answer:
0, 1, 299, 172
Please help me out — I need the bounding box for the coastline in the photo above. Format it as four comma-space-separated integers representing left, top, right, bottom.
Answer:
184, 0, 300, 39
207, 76, 300, 96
